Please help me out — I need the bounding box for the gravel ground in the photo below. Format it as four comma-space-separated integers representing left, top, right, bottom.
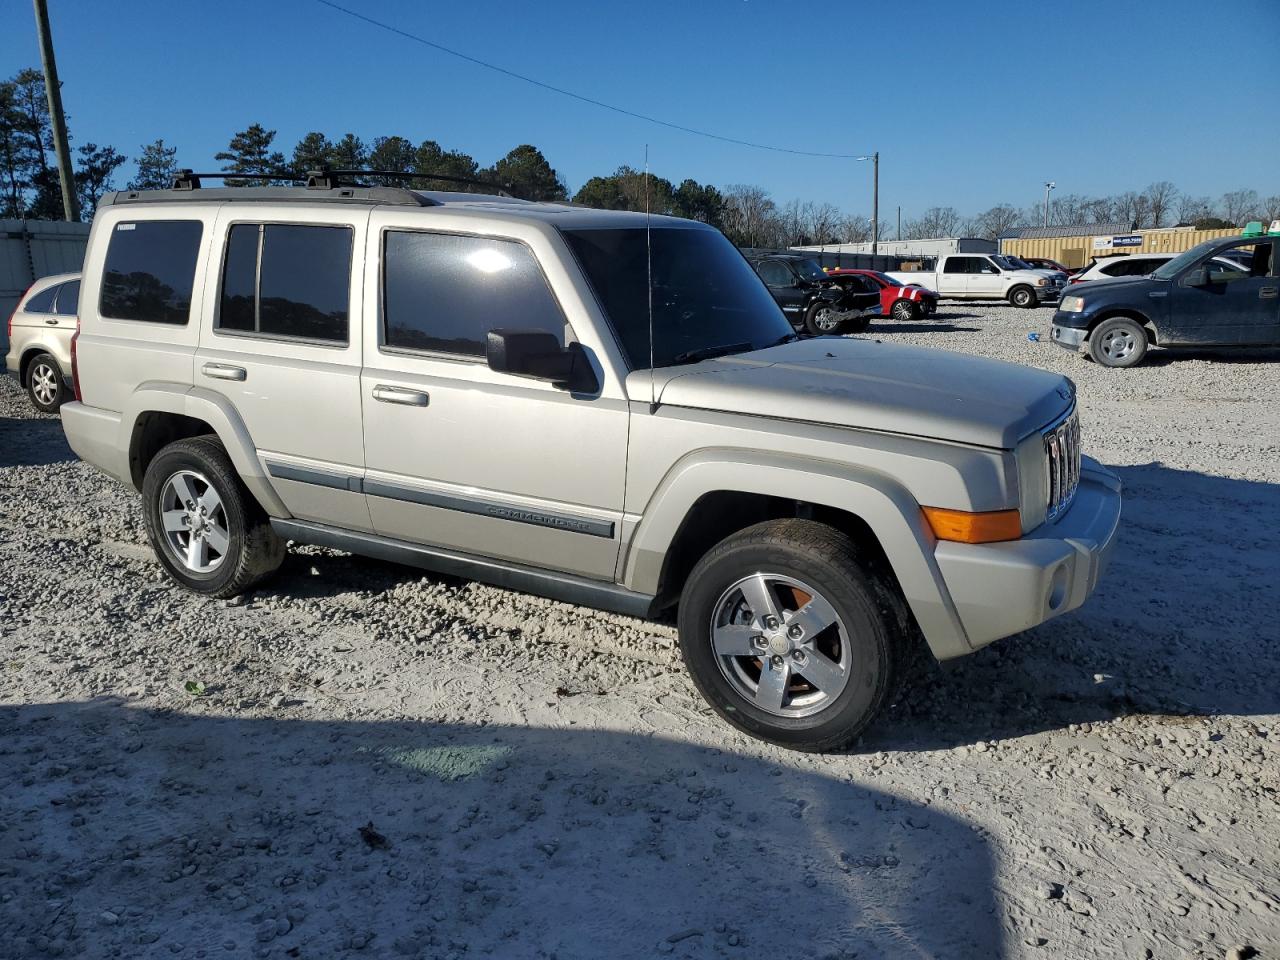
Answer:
1, 303, 1277, 959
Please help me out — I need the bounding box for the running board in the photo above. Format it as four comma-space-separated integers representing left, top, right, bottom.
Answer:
271, 519, 657, 620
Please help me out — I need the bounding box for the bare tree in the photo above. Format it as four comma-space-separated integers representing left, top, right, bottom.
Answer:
1221, 189, 1259, 226
836, 214, 872, 243
1176, 194, 1214, 225
1263, 195, 1280, 224
904, 206, 962, 239
722, 184, 778, 248
805, 202, 843, 244
971, 204, 1022, 241
1143, 181, 1178, 228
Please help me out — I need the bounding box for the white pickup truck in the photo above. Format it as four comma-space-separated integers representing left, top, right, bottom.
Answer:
888, 253, 1064, 308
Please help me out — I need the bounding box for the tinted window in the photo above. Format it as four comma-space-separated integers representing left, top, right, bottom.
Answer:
23, 285, 57, 313
53, 280, 80, 315
383, 231, 566, 357
942, 257, 969, 274
100, 220, 202, 324
1100, 260, 1130, 276
757, 260, 793, 286
216, 224, 351, 342
563, 227, 792, 370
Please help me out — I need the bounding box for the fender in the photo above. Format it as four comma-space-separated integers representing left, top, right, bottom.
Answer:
621, 448, 973, 660
119, 382, 291, 518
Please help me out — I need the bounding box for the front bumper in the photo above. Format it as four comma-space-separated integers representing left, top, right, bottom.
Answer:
932, 457, 1121, 654
1036, 286, 1063, 303
1050, 323, 1087, 350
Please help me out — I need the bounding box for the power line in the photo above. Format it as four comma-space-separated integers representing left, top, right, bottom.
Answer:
311, 0, 872, 161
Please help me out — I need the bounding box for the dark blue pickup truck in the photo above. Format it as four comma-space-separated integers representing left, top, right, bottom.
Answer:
1050, 222, 1280, 367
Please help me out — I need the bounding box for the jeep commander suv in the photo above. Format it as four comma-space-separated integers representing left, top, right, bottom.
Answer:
60, 176, 1122, 751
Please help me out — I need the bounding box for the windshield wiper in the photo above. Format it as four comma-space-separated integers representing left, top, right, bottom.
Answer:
773, 333, 803, 345
671, 341, 753, 365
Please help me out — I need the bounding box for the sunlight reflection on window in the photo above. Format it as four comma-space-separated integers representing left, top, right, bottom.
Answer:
466, 248, 513, 275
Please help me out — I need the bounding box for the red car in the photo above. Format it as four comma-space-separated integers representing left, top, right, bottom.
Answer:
825, 269, 939, 321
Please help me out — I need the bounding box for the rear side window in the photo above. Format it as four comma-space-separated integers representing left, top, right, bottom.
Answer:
23, 285, 58, 313
100, 221, 203, 324
53, 280, 80, 316
217, 223, 352, 343
382, 231, 566, 357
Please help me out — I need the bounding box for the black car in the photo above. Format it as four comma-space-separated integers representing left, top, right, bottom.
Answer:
745, 254, 881, 335
1050, 229, 1279, 368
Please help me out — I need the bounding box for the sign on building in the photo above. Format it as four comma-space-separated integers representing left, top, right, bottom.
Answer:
1092, 234, 1143, 250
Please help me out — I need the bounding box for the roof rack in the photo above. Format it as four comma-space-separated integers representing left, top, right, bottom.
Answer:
306, 168, 520, 198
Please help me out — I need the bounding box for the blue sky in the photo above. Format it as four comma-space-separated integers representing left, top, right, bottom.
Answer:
4, 0, 1278, 218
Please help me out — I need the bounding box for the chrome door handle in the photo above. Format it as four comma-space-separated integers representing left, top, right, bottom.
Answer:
372, 385, 429, 406
44, 318, 59, 325
202, 362, 247, 381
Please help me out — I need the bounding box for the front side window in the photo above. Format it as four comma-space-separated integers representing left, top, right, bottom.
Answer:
100, 220, 203, 324
792, 259, 827, 282
217, 223, 352, 343
562, 226, 792, 370
383, 231, 566, 357
757, 260, 793, 286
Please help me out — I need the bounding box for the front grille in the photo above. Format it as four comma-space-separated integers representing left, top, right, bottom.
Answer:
1044, 407, 1081, 522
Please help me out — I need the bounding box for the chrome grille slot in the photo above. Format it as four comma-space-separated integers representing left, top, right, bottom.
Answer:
1044, 407, 1080, 522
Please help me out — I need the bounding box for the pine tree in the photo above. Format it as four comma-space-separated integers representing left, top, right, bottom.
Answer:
75, 142, 126, 214
487, 145, 566, 201
215, 124, 287, 186
128, 139, 177, 191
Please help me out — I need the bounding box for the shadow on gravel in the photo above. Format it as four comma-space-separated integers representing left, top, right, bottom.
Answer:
0, 700, 1002, 960
1141, 346, 1280, 367
865, 321, 981, 335
0, 415, 75, 467
868, 462, 1280, 752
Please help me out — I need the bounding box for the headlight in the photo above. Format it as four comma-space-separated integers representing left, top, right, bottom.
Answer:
1036, 278, 1047, 286
1060, 295, 1084, 313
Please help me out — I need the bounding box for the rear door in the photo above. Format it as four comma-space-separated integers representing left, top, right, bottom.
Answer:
938, 256, 971, 297
195, 207, 372, 532
1164, 241, 1278, 345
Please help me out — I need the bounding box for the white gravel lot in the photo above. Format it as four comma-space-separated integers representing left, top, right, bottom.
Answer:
1, 302, 1277, 960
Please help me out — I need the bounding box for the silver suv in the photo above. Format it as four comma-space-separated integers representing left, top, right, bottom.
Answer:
60, 179, 1122, 751
5, 272, 80, 412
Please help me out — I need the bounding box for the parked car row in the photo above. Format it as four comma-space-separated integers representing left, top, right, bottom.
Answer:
886, 253, 1066, 308
4, 272, 80, 413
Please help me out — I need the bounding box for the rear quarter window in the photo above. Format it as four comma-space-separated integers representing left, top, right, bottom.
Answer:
23, 285, 58, 313
100, 220, 203, 324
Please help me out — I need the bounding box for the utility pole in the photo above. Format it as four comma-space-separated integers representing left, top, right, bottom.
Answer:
32, 0, 79, 222
896, 205, 901, 242
871, 151, 879, 255
1043, 181, 1055, 229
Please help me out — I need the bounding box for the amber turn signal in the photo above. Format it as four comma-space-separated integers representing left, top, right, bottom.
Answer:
922, 506, 1022, 544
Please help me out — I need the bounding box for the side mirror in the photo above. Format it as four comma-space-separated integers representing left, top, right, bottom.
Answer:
486, 329, 598, 393
1182, 266, 1209, 287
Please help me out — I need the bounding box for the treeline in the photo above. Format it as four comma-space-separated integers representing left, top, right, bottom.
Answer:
3, 65, 1277, 248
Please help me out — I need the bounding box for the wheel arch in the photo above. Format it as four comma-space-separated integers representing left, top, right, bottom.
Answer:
120, 383, 289, 517
19, 345, 62, 385
622, 451, 971, 661
1088, 309, 1158, 345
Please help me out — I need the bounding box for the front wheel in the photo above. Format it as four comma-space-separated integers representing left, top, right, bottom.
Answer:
677, 519, 912, 752
142, 436, 285, 598
1088, 316, 1148, 368
26, 353, 67, 413
890, 299, 918, 322
1008, 285, 1036, 308
804, 301, 844, 336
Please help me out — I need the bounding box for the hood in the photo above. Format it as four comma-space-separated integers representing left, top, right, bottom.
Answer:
638, 338, 1073, 449
1072, 275, 1158, 297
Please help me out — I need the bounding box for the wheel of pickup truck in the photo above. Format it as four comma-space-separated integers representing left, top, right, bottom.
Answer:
25, 353, 66, 413
890, 299, 918, 322
677, 518, 910, 752
1008, 285, 1036, 308
142, 436, 285, 598
804, 301, 844, 336
1088, 316, 1148, 368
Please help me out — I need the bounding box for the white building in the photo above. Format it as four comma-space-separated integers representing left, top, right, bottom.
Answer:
790, 237, 996, 259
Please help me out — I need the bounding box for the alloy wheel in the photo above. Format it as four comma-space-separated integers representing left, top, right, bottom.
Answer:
31, 363, 59, 406
158, 470, 230, 573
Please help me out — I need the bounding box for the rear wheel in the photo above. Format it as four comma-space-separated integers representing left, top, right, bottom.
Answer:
25, 353, 66, 413
804, 301, 844, 336
142, 436, 285, 597
890, 299, 918, 322
677, 519, 912, 752
1088, 316, 1148, 368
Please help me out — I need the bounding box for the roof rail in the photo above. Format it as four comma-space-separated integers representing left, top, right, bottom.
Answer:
170, 169, 301, 190
307, 168, 521, 199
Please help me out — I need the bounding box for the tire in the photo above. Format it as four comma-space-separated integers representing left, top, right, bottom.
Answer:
25, 353, 66, 413
804, 301, 844, 336
676, 518, 913, 752
141, 435, 286, 598
1008, 285, 1036, 308
890, 299, 918, 322
1088, 316, 1148, 368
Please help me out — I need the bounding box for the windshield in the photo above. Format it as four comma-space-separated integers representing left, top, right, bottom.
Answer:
562, 226, 793, 370
992, 255, 1022, 270
1152, 239, 1219, 280
791, 258, 827, 282
866, 272, 896, 286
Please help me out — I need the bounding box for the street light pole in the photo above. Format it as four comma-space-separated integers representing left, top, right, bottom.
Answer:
32, 0, 79, 222
871, 151, 879, 255
1043, 181, 1055, 229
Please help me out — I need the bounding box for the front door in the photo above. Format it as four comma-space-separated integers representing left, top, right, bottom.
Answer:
757, 259, 805, 320
1165, 241, 1279, 345
968, 257, 1005, 298
359, 217, 628, 580
195, 208, 372, 532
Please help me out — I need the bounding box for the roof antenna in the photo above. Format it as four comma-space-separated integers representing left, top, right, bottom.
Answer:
645, 144, 656, 414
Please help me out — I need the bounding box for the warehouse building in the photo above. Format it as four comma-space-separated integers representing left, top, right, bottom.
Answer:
791, 237, 996, 260
1001, 223, 1240, 268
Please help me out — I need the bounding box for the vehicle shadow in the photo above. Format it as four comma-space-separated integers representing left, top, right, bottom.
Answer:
867, 461, 1280, 752
862, 321, 981, 335
0, 700, 1003, 960
1142, 346, 1280, 367
0, 414, 76, 467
